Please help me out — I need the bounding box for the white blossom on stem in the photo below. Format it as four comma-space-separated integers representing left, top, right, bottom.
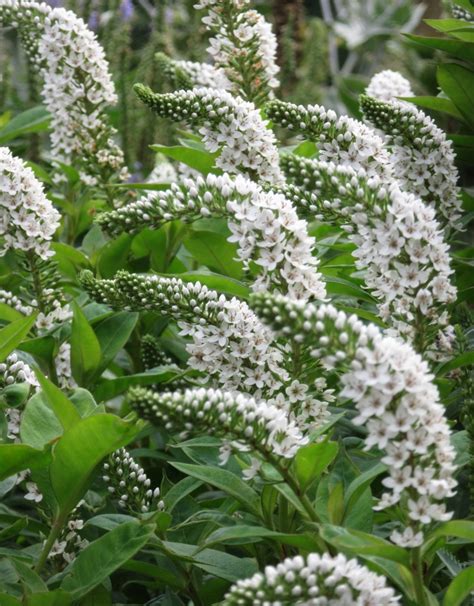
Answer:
281, 155, 457, 355
251, 293, 457, 545
265, 99, 392, 181
0, 147, 60, 259
194, 0, 279, 104
0, 0, 126, 184
135, 84, 283, 184
97, 173, 326, 301
360, 93, 462, 229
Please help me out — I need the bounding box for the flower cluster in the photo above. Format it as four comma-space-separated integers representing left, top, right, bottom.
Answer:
0, 147, 60, 259
48, 504, 88, 564
128, 386, 308, 462
223, 552, 399, 605
265, 99, 392, 181
97, 173, 326, 301
366, 69, 414, 103
134, 84, 283, 184
194, 0, 279, 105
360, 93, 462, 229
81, 271, 331, 428
80, 270, 286, 397
156, 52, 230, 90
280, 155, 457, 354
251, 293, 457, 545
0, 0, 126, 184
102, 448, 164, 514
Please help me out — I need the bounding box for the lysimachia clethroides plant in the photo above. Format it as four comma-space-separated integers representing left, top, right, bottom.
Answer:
0, 0, 472, 604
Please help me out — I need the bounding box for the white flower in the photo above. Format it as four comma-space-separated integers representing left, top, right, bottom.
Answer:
0, 147, 60, 259
0, 1, 124, 182
366, 70, 414, 103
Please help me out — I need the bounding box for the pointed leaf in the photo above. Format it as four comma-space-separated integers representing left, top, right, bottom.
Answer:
0, 314, 37, 362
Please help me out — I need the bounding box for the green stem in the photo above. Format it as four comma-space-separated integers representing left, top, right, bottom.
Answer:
34, 515, 66, 575
411, 547, 428, 606
26, 251, 46, 313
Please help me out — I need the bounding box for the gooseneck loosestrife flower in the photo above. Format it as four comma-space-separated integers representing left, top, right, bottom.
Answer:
0, 0, 126, 185
365, 69, 414, 103
360, 76, 462, 229
265, 99, 392, 181
223, 553, 399, 605
194, 0, 279, 105
280, 155, 457, 354
96, 173, 326, 301
128, 386, 308, 464
251, 292, 457, 546
134, 84, 283, 185
0, 147, 60, 259
80, 270, 329, 429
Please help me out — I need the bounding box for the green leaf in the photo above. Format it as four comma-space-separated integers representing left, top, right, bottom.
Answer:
93, 311, 138, 373
0, 314, 37, 362
423, 520, 474, 558
320, 525, 410, 567
93, 367, 178, 401
20, 391, 63, 449
183, 231, 243, 279
150, 144, 218, 174
170, 462, 261, 516
438, 63, 474, 129
0, 303, 24, 323
0, 594, 21, 605
405, 34, 474, 64
34, 370, 81, 431
163, 477, 202, 512
436, 351, 474, 376
61, 521, 155, 599
344, 463, 387, 514
162, 541, 257, 582
97, 234, 132, 279
0, 444, 50, 481
294, 440, 339, 492
401, 96, 463, 120
70, 301, 102, 386
204, 525, 321, 551
0, 106, 50, 145
443, 566, 474, 606
12, 560, 47, 593
27, 588, 69, 606
50, 414, 141, 516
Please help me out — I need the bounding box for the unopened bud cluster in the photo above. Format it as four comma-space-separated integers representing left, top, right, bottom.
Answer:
0, 353, 38, 389
251, 293, 457, 546
223, 552, 399, 605
103, 448, 164, 514
128, 386, 308, 461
